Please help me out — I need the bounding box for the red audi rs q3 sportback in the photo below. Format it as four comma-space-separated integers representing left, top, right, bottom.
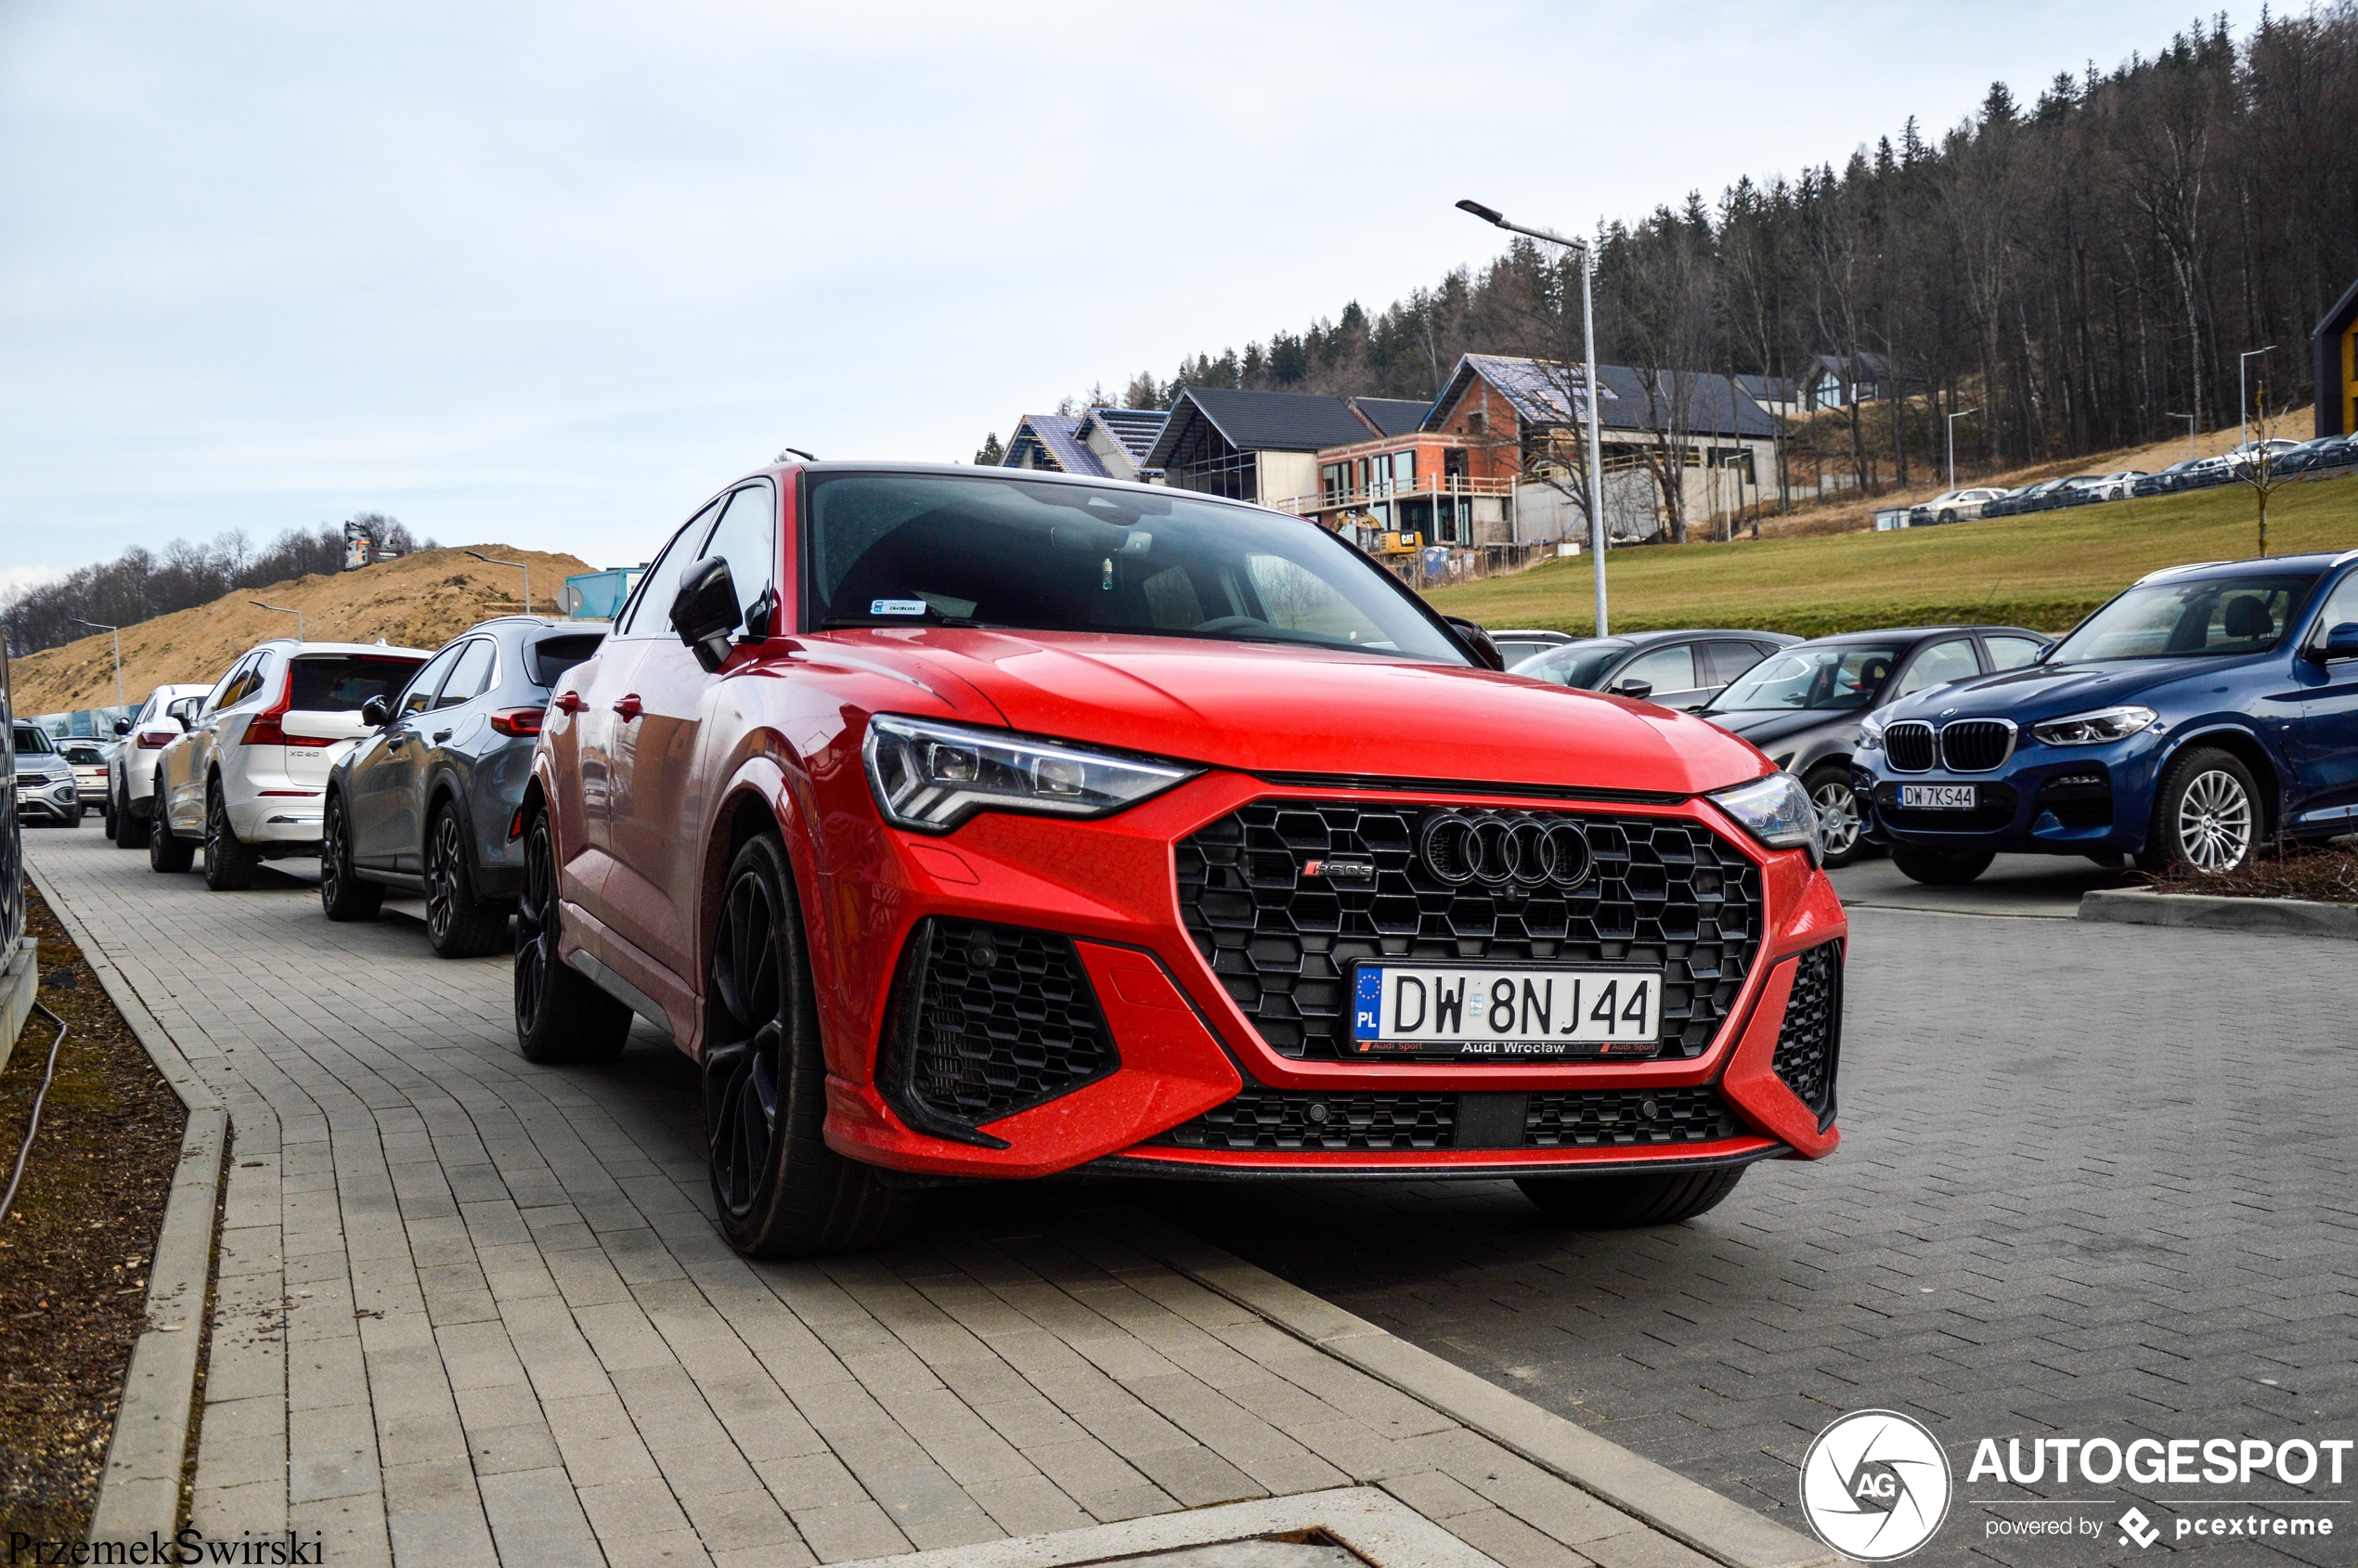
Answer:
518, 463, 1846, 1256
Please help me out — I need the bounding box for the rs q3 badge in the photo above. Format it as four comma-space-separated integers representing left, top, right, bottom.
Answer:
1302, 856, 1377, 884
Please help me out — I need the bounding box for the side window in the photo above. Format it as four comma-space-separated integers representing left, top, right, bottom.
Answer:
698, 483, 777, 628
1985, 635, 2045, 670
1892, 638, 1980, 698
2310, 574, 2358, 654
1615, 643, 1697, 694
397, 644, 465, 719
434, 640, 497, 708
239, 651, 278, 707
202, 656, 253, 718
620, 500, 725, 637
1705, 641, 1770, 686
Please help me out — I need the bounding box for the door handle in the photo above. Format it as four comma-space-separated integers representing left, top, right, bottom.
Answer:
613, 694, 644, 721
385, 734, 408, 750
433, 730, 452, 745
553, 692, 588, 715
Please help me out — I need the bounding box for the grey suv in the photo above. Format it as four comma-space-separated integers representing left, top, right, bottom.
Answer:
321, 616, 606, 956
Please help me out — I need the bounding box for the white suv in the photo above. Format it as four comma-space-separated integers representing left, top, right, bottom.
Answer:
149, 641, 431, 889
106, 682, 214, 849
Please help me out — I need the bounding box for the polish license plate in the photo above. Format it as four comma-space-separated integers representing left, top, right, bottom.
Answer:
1900, 784, 1977, 810
1351, 965, 1663, 1058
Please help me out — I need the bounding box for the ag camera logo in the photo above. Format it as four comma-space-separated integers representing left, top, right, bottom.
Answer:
1800, 1410, 1954, 1561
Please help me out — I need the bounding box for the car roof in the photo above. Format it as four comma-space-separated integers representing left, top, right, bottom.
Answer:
1790, 625, 2047, 648
243, 638, 437, 657
2134, 552, 2352, 585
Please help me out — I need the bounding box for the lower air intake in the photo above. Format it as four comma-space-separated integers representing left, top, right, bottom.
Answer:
1153, 1090, 1456, 1151
1772, 941, 1842, 1126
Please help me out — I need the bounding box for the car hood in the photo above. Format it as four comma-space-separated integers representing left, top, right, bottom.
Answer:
819, 629, 1771, 796
1695, 707, 1856, 748
1880, 655, 2251, 723
13, 755, 74, 783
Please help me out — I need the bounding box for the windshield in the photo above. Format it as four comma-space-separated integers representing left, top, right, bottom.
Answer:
803, 473, 1466, 662
2048, 573, 2322, 665
11, 726, 55, 755
1708, 646, 1899, 712
1511, 645, 1622, 690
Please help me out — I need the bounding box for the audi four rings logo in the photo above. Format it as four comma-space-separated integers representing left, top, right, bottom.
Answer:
1417, 812, 1595, 889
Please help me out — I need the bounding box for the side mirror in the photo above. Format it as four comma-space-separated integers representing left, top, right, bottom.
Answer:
113, 719, 132, 737
1612, 679, 1654, 701
2307, 621, 2358, 662
671, 556, 742, 673
168, 698, 201, 725
361, 694, 392, 729
1443, 616, 1505, 672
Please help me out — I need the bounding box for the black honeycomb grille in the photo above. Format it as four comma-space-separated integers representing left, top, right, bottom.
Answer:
1523, 1086, 1740, 1147
1772, 941, 1841, 1122
1154, 1089, 1456, 1151
887, 918, 1115, 1130
1175, 801, 1762, 1062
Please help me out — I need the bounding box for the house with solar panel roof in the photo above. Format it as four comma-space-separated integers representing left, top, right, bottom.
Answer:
1000, 407, 1168, 483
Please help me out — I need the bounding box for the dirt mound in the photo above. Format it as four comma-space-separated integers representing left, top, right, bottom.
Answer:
9, 544, 595, 715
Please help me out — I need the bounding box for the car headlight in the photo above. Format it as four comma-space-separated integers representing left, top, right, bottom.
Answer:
2031, 706, 2157, 746
863, 714, 1198, 834
1709, 771, 1822, 864
1856, 713, 1886, 752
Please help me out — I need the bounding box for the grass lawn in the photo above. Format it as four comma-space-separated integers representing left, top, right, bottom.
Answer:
1426, 473, 2358, 639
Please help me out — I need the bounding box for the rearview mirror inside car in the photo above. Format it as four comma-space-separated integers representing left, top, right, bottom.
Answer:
671, 556, 743, 672
361, 694, 392, 729
1443, 616, 1506, 672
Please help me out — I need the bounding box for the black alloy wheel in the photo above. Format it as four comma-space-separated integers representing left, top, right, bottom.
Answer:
203, 779, 258, 890
148, 777, 194, 873
512, 808, 630, 1065
1516, 1167, 1746, 1226
701, 835, 912, 1258
425, 807, 509, 958
320, 792, 383, 921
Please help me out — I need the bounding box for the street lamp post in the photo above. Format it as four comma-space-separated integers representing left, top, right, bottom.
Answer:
465, 551, 533, 616
71, 618, 124, 712
1458, 199, 1609, 636
251, 601, 303, 641
2238, 346, 2276, 449
1945, 408, 1979, 492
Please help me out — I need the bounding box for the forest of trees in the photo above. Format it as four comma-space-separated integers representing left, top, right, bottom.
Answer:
2, 514, 431, 660
1083, 11, 2358, 489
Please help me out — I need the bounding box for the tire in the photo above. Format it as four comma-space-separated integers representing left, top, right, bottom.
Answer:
148, 783, 195, 874
116, 783, 151, 849
1516, 1167, 1746, 1227
703, 834, 913, 1258
319, 791, 384, 922
512, 807, 633, 1066
1938, 509, 1956, 524
203, 779, 258, 891
101, 797, 117, 840
1805, 765, 1866, 868
1891, 845, 1994, 886
426, 804, 509, 958
2137, 746, 2261, 876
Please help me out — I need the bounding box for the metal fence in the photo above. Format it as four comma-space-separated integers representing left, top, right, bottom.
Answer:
1380, 540, 1572, 590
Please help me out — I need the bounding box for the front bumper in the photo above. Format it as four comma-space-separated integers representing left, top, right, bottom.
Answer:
15, 782, 83, 822
810, 771, 1848, 1183
1858, 732, 2164, 855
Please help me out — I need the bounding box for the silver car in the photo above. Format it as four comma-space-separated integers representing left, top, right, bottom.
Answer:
10, 724, 84, 826
321, 616, 606, 957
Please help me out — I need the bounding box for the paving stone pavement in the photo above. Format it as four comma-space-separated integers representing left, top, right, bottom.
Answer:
29, 827, 1735, 1568
1147, 904, 2358, 1568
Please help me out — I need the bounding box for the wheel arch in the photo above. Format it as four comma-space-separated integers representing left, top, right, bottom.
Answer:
692, 753, 825, 1060
2161, 724, 2283, 840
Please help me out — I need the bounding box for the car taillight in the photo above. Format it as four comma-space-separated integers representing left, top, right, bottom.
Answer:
488, 707, 544, 739
240, 683, 334, 748
137, 730, 178, 748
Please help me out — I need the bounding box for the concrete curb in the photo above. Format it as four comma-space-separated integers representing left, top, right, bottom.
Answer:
1, 934, 36, 1073
27, 862, 228, 1546
1095, 1205, 1835, 1568
2079, 887, 2358, 939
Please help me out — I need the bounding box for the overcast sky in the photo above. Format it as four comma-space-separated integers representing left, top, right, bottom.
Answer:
2, 0, 2204, 580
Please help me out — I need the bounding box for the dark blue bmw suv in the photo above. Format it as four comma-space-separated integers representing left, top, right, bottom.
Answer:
1855, 551, 2358, 884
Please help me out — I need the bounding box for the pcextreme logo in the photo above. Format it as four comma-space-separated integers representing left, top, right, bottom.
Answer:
1799, 1410, 1956, 1562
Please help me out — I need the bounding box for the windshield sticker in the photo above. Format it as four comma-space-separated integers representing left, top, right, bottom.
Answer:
870, 600, 929, 616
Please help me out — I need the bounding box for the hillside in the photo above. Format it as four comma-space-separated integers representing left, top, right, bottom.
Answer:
1429, 469, 2358, 640
10, 544, 593, 715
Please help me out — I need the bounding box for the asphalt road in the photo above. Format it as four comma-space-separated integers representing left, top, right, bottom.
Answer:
1142, 880, 2358, 1567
